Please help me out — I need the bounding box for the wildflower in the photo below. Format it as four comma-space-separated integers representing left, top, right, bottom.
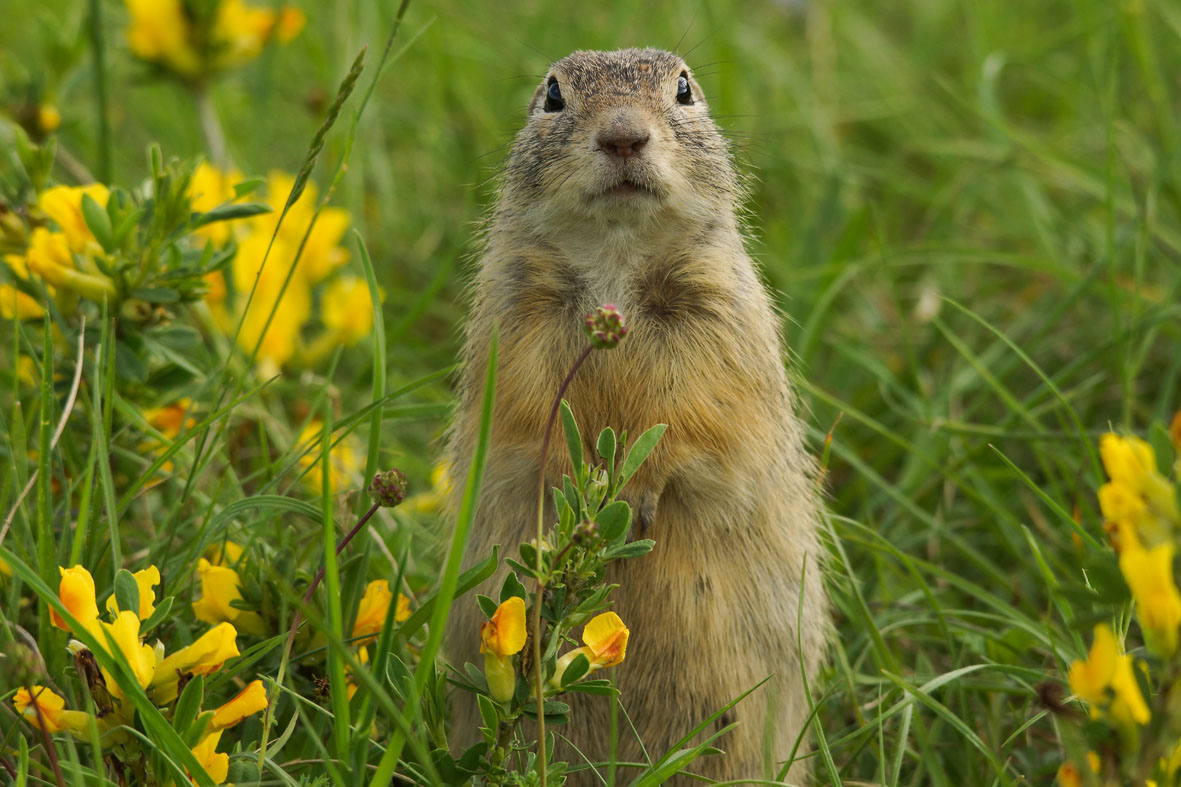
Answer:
210, 679, 267, 730
252, 171, 349, 284
50, 565, 101, 635
12, 686, 91, 734
106, 565, 161, 620
353, 580, 411, 644
1120, 541, 1181, 658
1099, 433, 1180, 545
1067, 623, 1150, 728
368, 468, 408, 508
192, 558, 266, 635
125, 0, 201, 77
205, 540, 245, 567
189, 730, 229, 785
583, 304, 629, 349
296, 420, 363, 497
1056, 752, 1100, 787
230, 232, 312, 372
99, 610, 158, 695
153, 622, 240, 703
25, 227, 116, 302
346, 645, 370, 701
551, 611, 629, 688
189, 162, 245, 245
481, 596, 527, 703
0, 283, 45, 320
38, 184, 109, 252
321, 276, 374, 345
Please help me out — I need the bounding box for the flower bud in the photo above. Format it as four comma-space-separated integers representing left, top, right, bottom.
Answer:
368, 468, 408, 508
573, 519, 599, 546
582, 304, 629, 349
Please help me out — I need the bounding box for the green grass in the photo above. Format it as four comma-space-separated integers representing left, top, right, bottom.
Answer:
2, 0, 1180, 784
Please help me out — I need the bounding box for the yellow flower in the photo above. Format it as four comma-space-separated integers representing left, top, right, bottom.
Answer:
481, 596, 527, 703
12, 686, 91, 734
189, 163, 246, 245
51, 565, 101, 635
153, 622, 240, 703
189, 730, 229, 785
230, 232, 312, 372
124, 0, 200, 77
0, 283, 45, 320
25, 227, 116, 302
210, 679, 268, 730
38, 184, 110, 253
322, 276, 374, 345
352, 580, 411, 644
192, 558, 266, 635
105, 565, 160, 620
346, 645, 370, 701
1068, 623, 1150, 728
99, 610, 158, 696
37, 104, 61, 133
1099, 434, 1180, 543
205, 540, 245, 567
1120, 541, 1181, 658
253, 171, 349, 285
296, 420, 363, 496
551, 611, 629, 687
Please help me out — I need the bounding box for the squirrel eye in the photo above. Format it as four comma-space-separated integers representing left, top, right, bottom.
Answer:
676, 74, 693, 105
544, 79, 565, 112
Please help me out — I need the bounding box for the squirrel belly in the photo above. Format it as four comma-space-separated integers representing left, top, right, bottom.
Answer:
447, 48, 828, 785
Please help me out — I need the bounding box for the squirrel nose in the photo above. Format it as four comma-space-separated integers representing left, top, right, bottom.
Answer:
597, 128, 650, 160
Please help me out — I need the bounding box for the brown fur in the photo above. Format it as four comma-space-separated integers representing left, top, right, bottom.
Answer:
447, 49, 828, 785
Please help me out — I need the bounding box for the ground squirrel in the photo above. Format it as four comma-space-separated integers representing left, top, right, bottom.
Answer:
447, 48, 828, 784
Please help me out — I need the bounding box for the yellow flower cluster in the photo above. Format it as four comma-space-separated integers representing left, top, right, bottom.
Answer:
125, 0, 305, 81
14, 564, 269, 783
3, 185, 118, 310
194, 164, 374, 375
346, 580, 411, 701
1098, 434, 1181, 657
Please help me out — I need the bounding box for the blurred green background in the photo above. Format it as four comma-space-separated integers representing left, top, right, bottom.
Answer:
4, 0, 1180, 781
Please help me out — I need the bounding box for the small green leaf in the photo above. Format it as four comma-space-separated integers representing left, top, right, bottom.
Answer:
597, 427, 617, 481
81, 193, 114, 251
130, 287, 181, 303
618, 424, 667, 489
564, 678, 618, 696
113, 569, 140, 616
191, 201, 271, 228
173, 674, 205, 740
477, 693, 499, 731
560, 400, 583, 479
114, 339, 147, 382
232, 178, 265, 198
602, 540, 655, 561
499, 571, 527, 603
557, 652, 590, 687
476, 594, 498, 618
595, 500, 631, 542
140, 596, 174, 635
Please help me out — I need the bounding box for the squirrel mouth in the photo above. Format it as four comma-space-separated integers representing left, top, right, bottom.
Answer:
605, 179, 650, 196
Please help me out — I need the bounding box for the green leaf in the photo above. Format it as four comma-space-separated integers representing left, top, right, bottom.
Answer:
232, 178, 265, 198
140, 595, 174, 635
597, 426, 617, 482
563, 678, 618, 696
602, 540, 655, 561
113, 569, 140, 616
191, 201, 271, 228
618, 424, 667, 490
114, 338, 147, 382
595, 500, 631, 542
560, 399, 583, 479
130, 287, 181, 303
173, 674, 205, 741
476, 594, 498, 618
557, 652, 590, 687
477, 692, 499, 731
81, 192, 114, 251
499, 571, 527, 603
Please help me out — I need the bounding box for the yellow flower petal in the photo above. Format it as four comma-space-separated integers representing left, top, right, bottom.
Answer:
13, 686, 91, 734
192, 558, 264, 634
154, 622, 240, 692
322, 276, 374, 345
1068, 624, 1118, 704
52, 565, 100, 633
1121, 541, 1181, 657
353, 580, 393, 644
582, 611, 628, 668
0, 283, 45, 320
99, 610, 158, 694
106, 565, 161, 620
38, 184, 109, 253
210, 679, 268, 730
480, 596, 527, 658
190, 730, 229, 784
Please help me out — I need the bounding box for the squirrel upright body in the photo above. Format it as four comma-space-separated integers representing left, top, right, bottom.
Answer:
447, 48, 828, 784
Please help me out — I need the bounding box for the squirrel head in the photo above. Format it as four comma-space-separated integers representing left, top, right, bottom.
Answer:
500, 49, 740, 242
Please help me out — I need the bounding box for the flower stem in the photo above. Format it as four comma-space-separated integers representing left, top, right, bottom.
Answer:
195, 85, 228, 168
532, 344, 593, 785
